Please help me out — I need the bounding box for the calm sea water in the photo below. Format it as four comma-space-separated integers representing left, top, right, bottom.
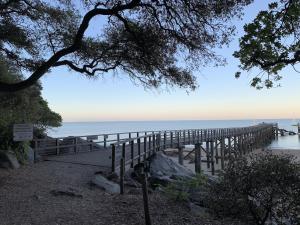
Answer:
47, 119, 300, 150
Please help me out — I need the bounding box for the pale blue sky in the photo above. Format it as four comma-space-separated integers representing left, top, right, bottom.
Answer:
41, 1, 300, 122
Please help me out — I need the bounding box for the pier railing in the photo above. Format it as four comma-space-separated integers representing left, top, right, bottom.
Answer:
110, 124, 276, 173
33, 123, 277, 174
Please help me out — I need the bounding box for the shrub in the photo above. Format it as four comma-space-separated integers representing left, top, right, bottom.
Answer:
205, 152, 300, 225
163, 173, 207, 202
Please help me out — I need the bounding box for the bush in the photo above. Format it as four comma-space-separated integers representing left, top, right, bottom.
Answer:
205, 152, 300, 225
163, 173, 207, 202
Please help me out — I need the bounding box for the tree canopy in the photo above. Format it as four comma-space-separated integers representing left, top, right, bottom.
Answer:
0, 0, 252, 92
234, 0, 300, 89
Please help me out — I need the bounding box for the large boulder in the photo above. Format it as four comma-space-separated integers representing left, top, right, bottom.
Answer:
92, 174, 120, 194
0, 151, 20, 169
149, 152, 194, 185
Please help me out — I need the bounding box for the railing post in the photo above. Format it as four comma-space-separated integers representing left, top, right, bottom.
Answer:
178, 145, 184, 165
206, 141, 210, 169
120, 158, 125, 195
195, 143, 201, 173
111, 144, 116, 173
152, 134, 156, 153
220, 136, 225, 170
56, 139, 60, 155
215, 139, 219, 164
210, 141, 215, 175
144, 137, 147, 160
170, 132, 173, 148
164, 132, 167, 149
177, 132, 180, 148
130, 140, 134, 168
138, 138, 141, 163
74, 137, 77, 153
34, 140, 38, 163
104, 135, 107, 149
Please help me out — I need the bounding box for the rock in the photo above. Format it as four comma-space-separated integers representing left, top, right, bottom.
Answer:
0, 151, 20, 169
149, 152, 194, 180
92, 174, 120, 194
27, 147, 39, 163
188, 202, 210, 217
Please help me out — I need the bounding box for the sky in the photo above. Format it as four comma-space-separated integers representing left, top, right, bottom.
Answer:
41, 1, 300, 122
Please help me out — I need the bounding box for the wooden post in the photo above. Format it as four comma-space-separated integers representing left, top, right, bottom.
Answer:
195, 143, 201, 173
144, 137, 147, 160
177, 132, 180, 148
170, 132, 173, 148
120, 158, 125, 195
206, 141, 210, 168
74, 137, 77, 153
111, 144, 116, 173
178, 146, 184, 165
104, 135, 107, 149
34, 140, 38, 163
220, 137, 225, 170
148, 136, 152, 157
215, 139, 219, 164
210, 141, 215, 175
233, 136, 237, 157
130, 140, 134, 168
141, 172, 151, 225
56, 139, 60, 155
90, 140, 94, 151
152, 134, 156, 154
164, 132, 167, 149
138, 138, 141, 163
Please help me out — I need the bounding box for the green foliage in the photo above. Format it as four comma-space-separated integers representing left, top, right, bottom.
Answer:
0, 59, 62, 161
205, 153, 300, 225
0, 0, 253, 91
234, 0, 300, 89
164, 173, 207, 202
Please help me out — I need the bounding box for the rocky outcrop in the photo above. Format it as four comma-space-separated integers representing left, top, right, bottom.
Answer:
0, 151, 20, 169
149, 152, 194, 186
92, 174, 120, 194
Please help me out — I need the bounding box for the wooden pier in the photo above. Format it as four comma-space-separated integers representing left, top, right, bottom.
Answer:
34, 123, 277, 175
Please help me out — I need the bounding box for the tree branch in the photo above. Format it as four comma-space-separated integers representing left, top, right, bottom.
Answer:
0, 0, 141, 92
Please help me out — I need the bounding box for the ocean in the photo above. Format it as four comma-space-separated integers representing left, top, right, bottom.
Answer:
47, 119, 300, 150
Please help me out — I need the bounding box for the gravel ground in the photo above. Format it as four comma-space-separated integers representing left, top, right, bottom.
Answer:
0, 161, 246, 225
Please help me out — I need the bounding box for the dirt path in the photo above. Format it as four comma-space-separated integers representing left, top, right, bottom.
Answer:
0, 161, 245, 225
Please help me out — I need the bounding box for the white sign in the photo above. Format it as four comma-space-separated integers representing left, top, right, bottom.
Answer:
13, 124, 33, 141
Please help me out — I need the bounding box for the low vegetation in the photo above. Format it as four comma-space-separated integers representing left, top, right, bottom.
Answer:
163, 173, 207, 202
205, 153, 300, 225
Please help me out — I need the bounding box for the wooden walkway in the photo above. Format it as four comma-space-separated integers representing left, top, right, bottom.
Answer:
34, 123, 278, 175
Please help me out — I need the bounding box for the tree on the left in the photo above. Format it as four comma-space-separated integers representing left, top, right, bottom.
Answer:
0, 58, 62, 161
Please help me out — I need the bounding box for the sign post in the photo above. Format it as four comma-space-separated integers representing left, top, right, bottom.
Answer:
13, 124, 33, 141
